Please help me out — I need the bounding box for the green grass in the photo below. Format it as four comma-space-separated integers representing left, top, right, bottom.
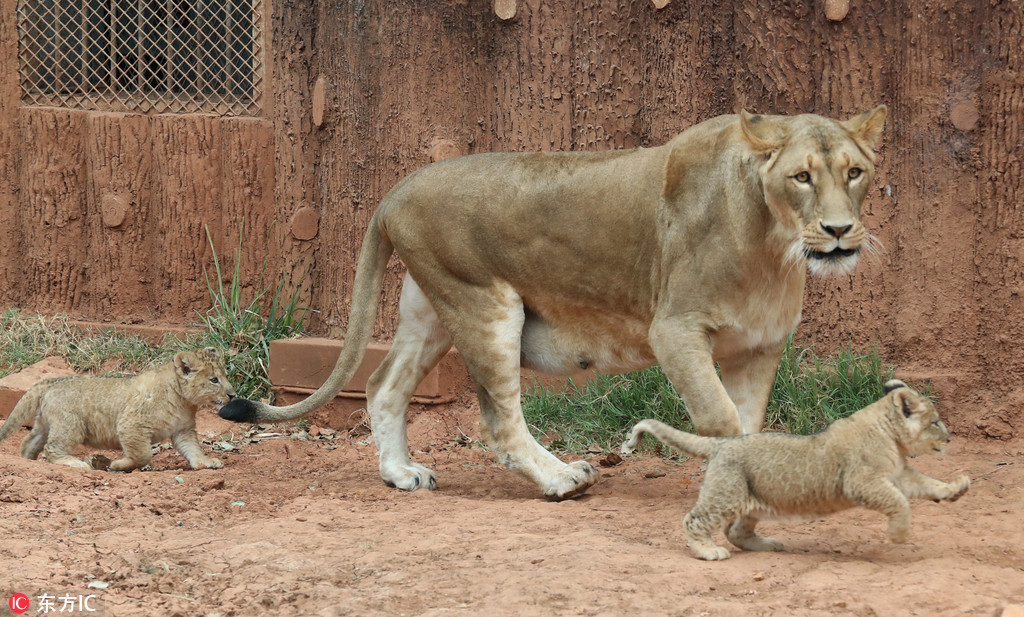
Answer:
0, 226, 309, 402
522, 338, 919, 455
176, 225, 310, 401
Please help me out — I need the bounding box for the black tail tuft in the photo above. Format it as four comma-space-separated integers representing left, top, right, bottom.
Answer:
883, 379, 909, 394
218, 398, 261, 423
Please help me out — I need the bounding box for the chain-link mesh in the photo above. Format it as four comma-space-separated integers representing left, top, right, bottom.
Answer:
17, 0, 264, 116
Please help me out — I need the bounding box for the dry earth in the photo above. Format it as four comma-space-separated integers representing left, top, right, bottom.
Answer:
0, 402, 1021, 617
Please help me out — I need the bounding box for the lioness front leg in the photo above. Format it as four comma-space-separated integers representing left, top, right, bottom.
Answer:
172, 429, 223, 469
894, 467, 970, 503
719, 345, 785, 435
650, 316, 743, 436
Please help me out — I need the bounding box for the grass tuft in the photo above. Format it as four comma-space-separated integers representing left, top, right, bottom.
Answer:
523, 338, 918, 455
173, 225, 310, 401
0, 226, 310, 403
0, 309, 162, 378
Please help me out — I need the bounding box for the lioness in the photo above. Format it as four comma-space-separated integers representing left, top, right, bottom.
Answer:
620, 380, 970, 560
0, 348, 235, 471
219, 107, 887, 499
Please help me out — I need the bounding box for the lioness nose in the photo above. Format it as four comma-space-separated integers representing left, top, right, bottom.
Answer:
821, 222, 852, 238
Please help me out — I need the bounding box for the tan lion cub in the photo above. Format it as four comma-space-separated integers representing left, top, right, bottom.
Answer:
621, 380, 969, 560
0, 347, 235, 472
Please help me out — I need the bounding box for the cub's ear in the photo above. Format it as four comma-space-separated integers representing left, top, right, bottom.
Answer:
890, 387, 922, 419
842, 105, 888, 152
740, 110, 786, 153
174, 351, 203, 378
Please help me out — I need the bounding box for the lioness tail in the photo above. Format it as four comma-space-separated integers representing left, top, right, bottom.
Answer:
217, 213, 394, 424
620, 419, 718, 459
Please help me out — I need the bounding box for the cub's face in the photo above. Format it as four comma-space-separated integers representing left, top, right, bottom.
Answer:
174, 347, 237, 409
742, 106, 887, 277
886, 382, 951, 456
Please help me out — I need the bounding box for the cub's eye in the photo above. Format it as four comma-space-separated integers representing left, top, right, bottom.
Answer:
209, 377, 220, 384
848, 167, 863, 180
931, 420, 940, 427
794, 171, 812, 184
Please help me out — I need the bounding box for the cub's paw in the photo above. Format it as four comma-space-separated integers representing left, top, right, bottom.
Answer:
109, 458, 141, 472
690, 544, 731, 561
887, 525, 910, 544
729, 533, 784, 553
945, 475, 970, 502
542, 461, 600, 501
191, 457, 224, 470
381, 461, 437, 492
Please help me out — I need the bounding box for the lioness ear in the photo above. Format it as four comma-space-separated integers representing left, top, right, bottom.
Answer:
843, 105, 888, 152
740, 110, 785, 153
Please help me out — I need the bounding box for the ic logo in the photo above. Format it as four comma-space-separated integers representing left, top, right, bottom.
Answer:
8, 593, 29, 614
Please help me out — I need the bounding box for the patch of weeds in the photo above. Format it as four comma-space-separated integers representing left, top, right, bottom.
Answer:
171, 224, 311, 402
1, 225, 309, 404
523, 337, 919, 455
522, 366, 692, 457
0, 309, 163, 378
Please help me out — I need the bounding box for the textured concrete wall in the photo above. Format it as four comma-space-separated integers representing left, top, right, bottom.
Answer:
0, 0, 1021, 432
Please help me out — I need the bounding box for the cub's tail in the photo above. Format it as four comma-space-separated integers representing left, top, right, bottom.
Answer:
0, 382, 48, 443
620, 419, 719, 460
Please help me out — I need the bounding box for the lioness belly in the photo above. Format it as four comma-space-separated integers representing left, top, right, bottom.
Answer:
520, 307, 655, 376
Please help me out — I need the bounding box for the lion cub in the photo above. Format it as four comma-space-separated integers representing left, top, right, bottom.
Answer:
621, 380, 969, 560
0, 347, 235, 472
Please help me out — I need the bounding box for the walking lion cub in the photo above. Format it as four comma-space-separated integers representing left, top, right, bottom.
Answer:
621, 380, 969, 560
0, 347, 235, 472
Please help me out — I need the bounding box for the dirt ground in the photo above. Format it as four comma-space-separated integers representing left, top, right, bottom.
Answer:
0, 401, 1021, 617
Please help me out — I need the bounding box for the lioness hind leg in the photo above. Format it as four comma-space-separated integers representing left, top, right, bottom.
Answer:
726, 515, 783, 552
423, 279, 598, 499
367, 275, 452, 491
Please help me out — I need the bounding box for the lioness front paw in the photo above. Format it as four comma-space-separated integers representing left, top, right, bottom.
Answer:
381, 461, 437, 492
191, 457, 223, 470
542, 460, 600, 500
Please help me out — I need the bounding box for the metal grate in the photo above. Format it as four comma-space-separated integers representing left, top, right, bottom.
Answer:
17, 0, 264, 116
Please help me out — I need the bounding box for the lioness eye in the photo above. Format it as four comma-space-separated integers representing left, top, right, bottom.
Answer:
794, 171, 811, 184
848, 167, 862, 180
210, 377, 220, 384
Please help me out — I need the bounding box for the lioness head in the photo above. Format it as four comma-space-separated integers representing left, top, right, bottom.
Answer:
882, 379, 951, 455
174, 347, 236, 409
741, 106, 887, 277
